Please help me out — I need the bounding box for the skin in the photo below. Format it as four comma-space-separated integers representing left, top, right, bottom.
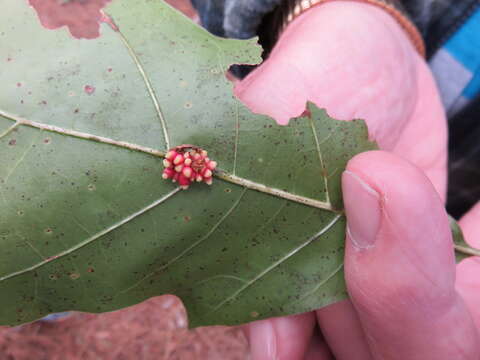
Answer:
233, 2, 480, 359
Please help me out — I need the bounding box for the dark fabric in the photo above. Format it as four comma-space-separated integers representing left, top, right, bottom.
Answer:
447, 95, 480, 218
401, 0, 480, 58
190, 0, 226, 36
191, 0, 282, 39
192, 0, 480, 58
191, 0, 409, 76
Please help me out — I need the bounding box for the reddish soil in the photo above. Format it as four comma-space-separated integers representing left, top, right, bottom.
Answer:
1, 1, 249, 359
165, 0, 197, 17
0, 296, 248, 360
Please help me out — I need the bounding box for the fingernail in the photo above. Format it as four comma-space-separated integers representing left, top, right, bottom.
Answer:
342, 171, 381, 250
249, 319, 277, 360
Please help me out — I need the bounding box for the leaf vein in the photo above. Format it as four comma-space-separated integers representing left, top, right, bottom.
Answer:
0, 109, 165, 157
0, 187, 181, 282
0, 121, 20, 140
233, 101, 240, 175
209, 214, 342, 313
116, 188, 248, 295
4, 133, 38, 184
295, 262, 344, 303
116, 27, 171, 149
309, 117, 330, 204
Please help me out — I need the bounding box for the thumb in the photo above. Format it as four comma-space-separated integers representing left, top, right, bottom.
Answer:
342, 151, 479, 359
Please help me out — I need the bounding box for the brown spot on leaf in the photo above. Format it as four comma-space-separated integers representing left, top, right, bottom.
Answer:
8, 139, 16, 146
87, 267, 95, 273
70, 273, 80, 280
28, 0, 112, 39
301, 109, 312, 118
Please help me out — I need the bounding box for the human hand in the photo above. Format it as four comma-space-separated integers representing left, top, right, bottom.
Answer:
242, 151, 480, 359
233, 1, 480, 358
235, 1, 447, 196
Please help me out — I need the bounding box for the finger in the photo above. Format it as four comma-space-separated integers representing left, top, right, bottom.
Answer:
458, 201, 480, 248
456, 202, 480, 330
315, 300, 372, 360
392, 56, 448, 199
247, 312, 316, 360
343, 151, 479, 359
234, 1, 418, 150
304, 326, 335, 360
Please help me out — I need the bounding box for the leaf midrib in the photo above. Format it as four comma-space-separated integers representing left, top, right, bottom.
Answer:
0, 110, 336, 212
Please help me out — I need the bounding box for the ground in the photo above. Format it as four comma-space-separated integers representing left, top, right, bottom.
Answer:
0, 296, 248, 360
0, 1, 249, 359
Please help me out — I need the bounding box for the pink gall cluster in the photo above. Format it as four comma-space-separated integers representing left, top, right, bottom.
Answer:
162, 145, 217, 190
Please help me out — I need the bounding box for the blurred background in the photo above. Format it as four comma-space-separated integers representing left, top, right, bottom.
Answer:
0, 1, 249, 359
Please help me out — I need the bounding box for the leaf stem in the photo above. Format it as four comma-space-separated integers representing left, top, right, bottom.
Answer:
454, 244, 480, 258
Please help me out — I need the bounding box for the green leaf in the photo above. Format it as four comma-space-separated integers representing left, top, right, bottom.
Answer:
0, 0, 377, 326
450, 216, 480, 263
